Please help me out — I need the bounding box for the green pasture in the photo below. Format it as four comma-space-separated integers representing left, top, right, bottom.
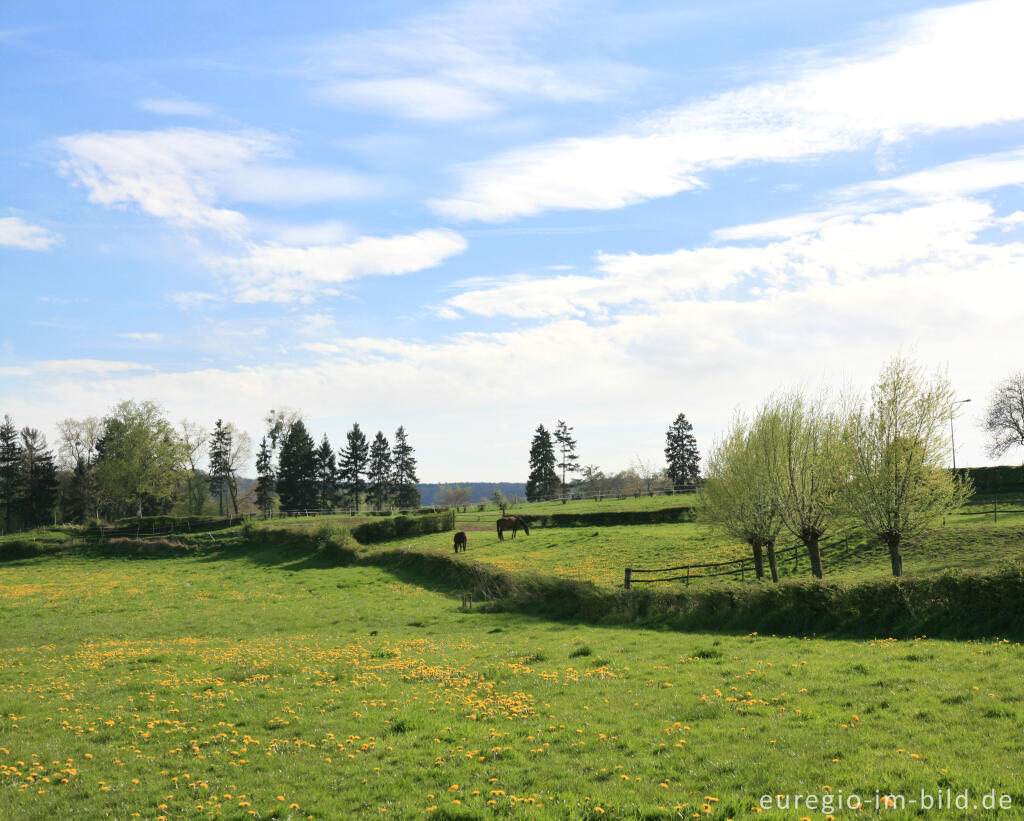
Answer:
2, 546, 1024, 820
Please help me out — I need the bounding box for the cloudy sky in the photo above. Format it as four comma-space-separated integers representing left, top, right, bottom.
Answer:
2, 0, 1023, 481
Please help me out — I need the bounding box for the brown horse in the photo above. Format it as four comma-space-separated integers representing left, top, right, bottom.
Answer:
453, 531, 467, 553
496, 516, 530, 541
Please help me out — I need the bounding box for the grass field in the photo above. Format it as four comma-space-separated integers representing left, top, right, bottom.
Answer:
2, 545, 1024, 820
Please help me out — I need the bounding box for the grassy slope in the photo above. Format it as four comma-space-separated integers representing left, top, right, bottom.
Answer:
2, 547, 1024, 820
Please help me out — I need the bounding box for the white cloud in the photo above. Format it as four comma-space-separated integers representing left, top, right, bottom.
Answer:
431, 0, 1024, 221
56, 128, 384, 235
213, 228, 469, 303
56, 128, 273, 233
445, 199, 1000, 319
169, 291, 223, 310
138, 98, 215, 117
0, 359, 154, 377
310, 0, 643, 121
0, 216, 60, 250
117, 332, 165, 342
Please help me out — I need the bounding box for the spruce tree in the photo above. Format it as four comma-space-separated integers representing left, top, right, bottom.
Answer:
276, 420, 317, 511
366, 431, 393, 511
338, 423, 369, 510
315, 434, 340, 510
525, 424, 558, 501
391, 426, 420, 509
553, 419, 580, 493
208, 420, 232, 516
18, 428, 59, 528
255, 436, 275, 515
665, 412, 700, 489
0, 415, 22, 532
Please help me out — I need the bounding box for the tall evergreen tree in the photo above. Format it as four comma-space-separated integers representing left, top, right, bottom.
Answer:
66, 458, 98, 524
208, 420, 232, 516
0, 415, 22, 532
315, 434, 340, 509
338, 423, 369, 510
391, 426, 420, 509
18, 428, 59, 527
276, 420, 317, 511
525, 424, 559, 501
366, 431, 393, 511
254, 436, 276, 515
665, 412, 700, 489
553, 419, 580, 492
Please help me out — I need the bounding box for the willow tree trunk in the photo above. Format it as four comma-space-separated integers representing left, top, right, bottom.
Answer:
766, 540, 780, 583
801, 529, 824, 579
751, 542, 765, 580
882, 532, 903, 577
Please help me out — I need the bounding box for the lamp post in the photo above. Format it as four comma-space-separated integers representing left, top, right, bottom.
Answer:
951, 398, 971, 471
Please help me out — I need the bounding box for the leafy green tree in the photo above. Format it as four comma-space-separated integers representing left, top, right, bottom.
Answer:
490, 488, 508, 515
0, 415, 22, 532
391, 426, 420, 509
841, 357, 973, 576
756, 391, 845, 580
525, 424, 558, 502
438, 484, 471, 511
553, 420, 580, 495
315, 434, 340, 509
366, 431, 392, 511
276, 419, 317, 511
94, 400, 184, 519
665, 412, 700, 489
18, 427, 59, 527
255, 436, 275, 515
699, 412, 783, 582
339, 423, 369, 510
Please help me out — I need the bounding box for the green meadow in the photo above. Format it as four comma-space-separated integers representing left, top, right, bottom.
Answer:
2, 495, 1024, 818
2, 539, 1024, 819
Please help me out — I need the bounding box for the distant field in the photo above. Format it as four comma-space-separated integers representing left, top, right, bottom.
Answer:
3, 547, 1024, 820
365, 505, 1024, 588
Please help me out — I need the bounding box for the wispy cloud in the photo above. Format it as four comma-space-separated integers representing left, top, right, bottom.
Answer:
0, 216, 60, 250
442, 198, 1005, 319
309, 0, 645, 121
138, 98, 215, 117
117, 332, 165, 342
56, 127, 384, 235
431, 0, 1024, 221
212, 228, 469, 303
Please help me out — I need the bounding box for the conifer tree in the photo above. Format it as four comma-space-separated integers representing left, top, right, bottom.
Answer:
525, 424, 558, 501
0, 415, 22, 532
553, 419, 580, 493
366, 431, 393, 511
18, 428, 58, 527
315, 434, 340, 509
276, 420, 317, 511
338, 423, 369, 510
255, 436, 275, 515
208, 419, 232, 516
665, 412, 700, 489
391, 426, 420, 509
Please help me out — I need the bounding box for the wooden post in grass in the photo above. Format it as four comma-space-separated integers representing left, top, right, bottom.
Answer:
994, 500, 998, 522
624, 568, 632, 590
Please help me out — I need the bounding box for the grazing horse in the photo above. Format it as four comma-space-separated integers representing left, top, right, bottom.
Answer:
453, 531, 467, 553
496, 515, 530, 541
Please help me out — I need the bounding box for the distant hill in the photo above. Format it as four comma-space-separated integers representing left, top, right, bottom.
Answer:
417, 482, 526, 506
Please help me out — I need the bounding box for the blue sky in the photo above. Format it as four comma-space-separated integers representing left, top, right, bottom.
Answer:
2, 0, 1023, 480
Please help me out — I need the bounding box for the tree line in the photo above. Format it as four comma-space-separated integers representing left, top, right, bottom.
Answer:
700, 357, 974, 580
522, 415, 701, 502
0, 400, 421, 531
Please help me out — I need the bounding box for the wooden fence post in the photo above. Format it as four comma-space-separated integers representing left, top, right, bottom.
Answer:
624, 568, 632, 590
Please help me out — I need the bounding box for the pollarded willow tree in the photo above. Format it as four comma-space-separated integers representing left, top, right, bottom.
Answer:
841, 357, 972, 577
757, 390, 846, 580
700, 412, 783, 582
